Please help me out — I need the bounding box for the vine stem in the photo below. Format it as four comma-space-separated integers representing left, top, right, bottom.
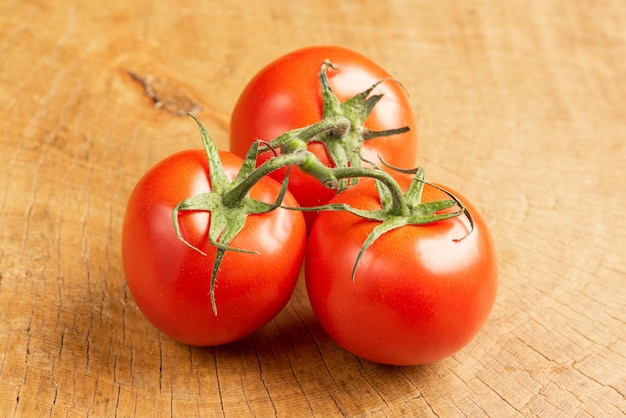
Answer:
222, 114, 409, 218
223, 115, 351, 207
223, 149, 409, 218
222, 152, 311, 207
331, 167, 409, 217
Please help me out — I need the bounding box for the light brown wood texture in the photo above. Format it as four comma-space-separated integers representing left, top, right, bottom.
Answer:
1, 1, 624, 416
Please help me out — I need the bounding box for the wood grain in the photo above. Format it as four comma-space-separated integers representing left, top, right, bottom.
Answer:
1, 0, 625, 416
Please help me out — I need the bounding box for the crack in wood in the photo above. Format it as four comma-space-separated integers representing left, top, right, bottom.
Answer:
126, 71, 202, 117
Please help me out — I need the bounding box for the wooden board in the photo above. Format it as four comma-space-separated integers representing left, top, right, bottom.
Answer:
1, 0, 624, 416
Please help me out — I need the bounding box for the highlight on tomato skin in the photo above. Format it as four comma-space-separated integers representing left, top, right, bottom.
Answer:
121, 149, 307, 346
229, 45, 419, 229
304, 176, 498, 366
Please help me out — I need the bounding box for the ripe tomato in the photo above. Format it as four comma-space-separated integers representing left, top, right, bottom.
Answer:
305, 176, 498, 366
122, 149, 306, 346
229, 46, 418, 229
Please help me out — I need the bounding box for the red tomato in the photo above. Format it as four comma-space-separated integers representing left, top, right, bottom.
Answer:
229, 46, 418, 229
305, 176, 498, 366
122, 149, 306, 346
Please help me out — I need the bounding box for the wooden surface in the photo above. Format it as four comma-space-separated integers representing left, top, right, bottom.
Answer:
1, 1, 625, 416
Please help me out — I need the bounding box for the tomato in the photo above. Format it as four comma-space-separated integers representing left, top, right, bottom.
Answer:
229, 46, 418, 229
305, 176, 498, 365
122, 149, 306, 346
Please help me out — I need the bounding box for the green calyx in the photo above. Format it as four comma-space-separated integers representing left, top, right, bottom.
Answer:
173, 114, 292, 315
265, 60, 410, 191
291, 166, 473, 281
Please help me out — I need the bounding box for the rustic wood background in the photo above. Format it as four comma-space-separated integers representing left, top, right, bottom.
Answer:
1, 0, 624, 416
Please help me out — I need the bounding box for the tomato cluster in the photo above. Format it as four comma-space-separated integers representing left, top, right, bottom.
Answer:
122, 46, 498, 366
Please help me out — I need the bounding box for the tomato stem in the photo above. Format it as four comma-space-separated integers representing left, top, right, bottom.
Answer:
223, 116, 352, 208
224, 147, 410, 218
331, 167, 409, 217
227, 153, 409, 221
222, 152, 310, 207
291, 115, 352, 147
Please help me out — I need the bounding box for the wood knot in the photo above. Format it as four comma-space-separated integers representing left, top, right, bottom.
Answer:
126, 70, 202, 116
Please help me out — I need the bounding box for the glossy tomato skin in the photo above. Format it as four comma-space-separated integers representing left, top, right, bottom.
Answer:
122, 150, 306, 346
305, 177, 498, 366
230, 46, 418, 229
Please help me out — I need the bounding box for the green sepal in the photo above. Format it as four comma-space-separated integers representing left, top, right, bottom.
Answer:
233, 140, 263, 185
375, 178, 392, 210
351, 216, 409, 281
320, 60, 342, 117
339, 78, 386, 120
188, 113, 229, 194
362, 126, 410, 141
